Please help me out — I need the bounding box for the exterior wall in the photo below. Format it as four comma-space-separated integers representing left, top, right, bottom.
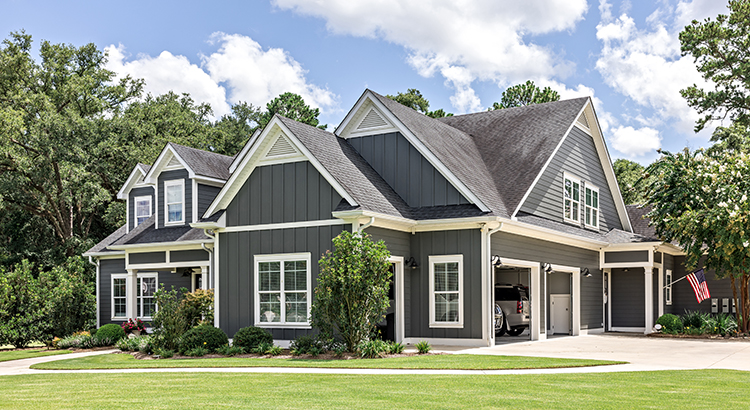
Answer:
157, 169, 191, 228
217, 224, 349, 339
491, 232, 603, 332
128, 187, 154, 231
610, 268, 645, 328
671, 256, 735, 315
170, 249, 209, 263
225, 162, 343, 226
99, 258, 126, 327
519, 126, 623, 232
197, 184, 221, 219
348, 132, 470, 207
129, 252, 166, 265
604, 250, 649, 264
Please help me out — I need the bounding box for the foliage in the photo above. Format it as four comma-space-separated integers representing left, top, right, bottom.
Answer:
386, 341, 405, 355
154, 348, 174, 359
641, 149, 750, 331
181, 289, 214, 328
57, 330, 116, 349
289, 334, 326, 356
613, 159, 652, 205
116, 335, 154, 354
311, 231, 392, 352
253, 341, 281, 355
216, 345, 245, 356
358, 339, 388, 358
258, 92, 325, 130
41, 256, 96, 339
386, 88, 453, 118
185, 347, 208, 357
232, 326, 273, 351
151, 286, 188, 351
178, 325, 228, 355
656, 314, 684, 334
705, 313, 738, 335
707, 123, 750, 155
490, 80, 560, 110
0, 260, 48, 347
121, 318, 147, 334
96, 324, 126, 343
415, 340, 432, 354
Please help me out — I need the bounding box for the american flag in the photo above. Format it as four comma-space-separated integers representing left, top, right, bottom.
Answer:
686, 269, 711, 303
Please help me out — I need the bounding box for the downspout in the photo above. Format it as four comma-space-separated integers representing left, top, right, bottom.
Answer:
357, 217, 375, 233
485, 222, 504, 346
202, 230, 215, 289
88, 256, 100, 328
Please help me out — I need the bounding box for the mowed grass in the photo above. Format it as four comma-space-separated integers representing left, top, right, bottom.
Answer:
0, 349, 72, 362
3, 370, 749, 409
32, 352, 623, 370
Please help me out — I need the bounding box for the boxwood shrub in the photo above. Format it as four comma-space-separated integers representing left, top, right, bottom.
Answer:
233, 326, 273, 351
656, 313, 683, 334
179, 325, 228, 354
96, 323, 126, 344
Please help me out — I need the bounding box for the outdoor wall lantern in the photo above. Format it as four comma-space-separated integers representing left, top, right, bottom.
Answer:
491, 255, 502, 267
542, 262, 553, 274
581, 267, 591, 277
405, 257, 419, 270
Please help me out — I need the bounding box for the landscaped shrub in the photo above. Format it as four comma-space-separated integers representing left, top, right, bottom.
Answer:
290, 334, 325, 355
216, 345, 245, 356
0, 260, 48, 348
41, 256, 96, 340
57, 333, 94, 349
681, 310, 709, 333
116, 335, 154, 354
185, 346, 208, 357
178, 325, 228, 354
181, 289, 214, 328
415, 340, 431, 354
656, 314, 683, 334
386, 341, 405, 354
706, 313, 737, 335
233, 326, 273, 351
95, 323, 126, 344
358, 339, 388, 358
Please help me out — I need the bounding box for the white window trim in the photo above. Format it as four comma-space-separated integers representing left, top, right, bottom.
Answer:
665, 269, 673, 306
137, 272, 158, 320
164, 179, 185, 226
254, 253, 312, 328
429, 255, 464, 328
583, 183, 600, 230
563, 173, 582, 224
134, 195, 152, 227
111, 274, 128, 321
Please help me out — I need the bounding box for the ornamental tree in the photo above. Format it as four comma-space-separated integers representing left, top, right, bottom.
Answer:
641, 149, 750, 332
490, 80, 560, 110
311, 231, 392, 352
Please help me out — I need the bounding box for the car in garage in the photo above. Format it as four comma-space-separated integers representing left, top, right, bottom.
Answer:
494, 284, 530, 336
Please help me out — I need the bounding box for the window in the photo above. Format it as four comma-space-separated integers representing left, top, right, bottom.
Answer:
429, 255, 463, 328
134, 196, 152, 226
584, 184, 599, 229
111, 274, 127, 320
563, 174, 581, 223
138, 273, 158, 319
666, 270, 672, 306
164, 180, 184, 224
255, 253, 311, 326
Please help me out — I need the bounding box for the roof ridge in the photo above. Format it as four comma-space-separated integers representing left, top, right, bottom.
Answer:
168, 141, 234, 160
440, 96, 591, 120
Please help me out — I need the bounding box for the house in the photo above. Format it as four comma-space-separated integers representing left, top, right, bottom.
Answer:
84, 89, 731, 347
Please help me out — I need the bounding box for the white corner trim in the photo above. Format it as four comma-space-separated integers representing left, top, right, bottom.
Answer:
229, 128, 262, 174
192, 179, 198, 224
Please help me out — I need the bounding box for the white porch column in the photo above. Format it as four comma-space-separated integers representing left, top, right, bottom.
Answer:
644, 267, 654, 334
657, 267, 664, 318
127, 269, 137, 319
201, 266, 209, 290
530, 265, 544, 341
572, 268, 581, 336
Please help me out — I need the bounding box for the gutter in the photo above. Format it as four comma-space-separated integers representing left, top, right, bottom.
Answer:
108, 239, 213, 251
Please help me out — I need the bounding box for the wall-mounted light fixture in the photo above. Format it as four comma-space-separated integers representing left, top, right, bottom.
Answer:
491, 255, 502, 267
405, 257, 419, 270
581, 267, 591, 277
542, 262, 553, 274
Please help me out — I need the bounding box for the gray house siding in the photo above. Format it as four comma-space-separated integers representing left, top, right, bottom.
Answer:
197, 184, 221, 219
671, 256, 736, 315
348, 132, 470, 208
610, 268, 645, 328
99, 258, 126, 327
226, 162, 343, 227
217, 224, 349, 339
128, 187, 154, 232
490, 232, 603, 333
604, 250, 649, 264
170, 249, 210, 263
407, 229, 482, 339
129, 252, 166, 265
519, 126, 622, 232
157, 169, 191, 228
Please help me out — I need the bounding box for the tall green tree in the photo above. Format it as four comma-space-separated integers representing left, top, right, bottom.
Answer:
0, 260, 48, 347
490, 80, 560, 110
258, 92, 325, 129
613, 159, 652, 205
387, 88, 453, 118
707, 123, 750, 155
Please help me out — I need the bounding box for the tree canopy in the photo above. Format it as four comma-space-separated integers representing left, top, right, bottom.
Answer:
386, 88, 453, 118
258, 92, 325, 129
491, 80, 560, 110
613, 159, 652, 205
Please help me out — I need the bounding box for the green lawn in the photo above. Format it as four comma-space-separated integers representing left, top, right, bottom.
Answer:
0, 349, 72, 362
32, 352, 622, 370
2, 370, 748, 409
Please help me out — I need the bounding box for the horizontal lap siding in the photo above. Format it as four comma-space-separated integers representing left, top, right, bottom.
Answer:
672, 256, 735, 315
197, 184, 221, 219
611, 268, 644, 327
158, 169, 191, 228
128, 187, 154, 231
519, 126, 622, 232
99, 258, 125, 327
348, 133, 469, 207
604, 251, 649, 264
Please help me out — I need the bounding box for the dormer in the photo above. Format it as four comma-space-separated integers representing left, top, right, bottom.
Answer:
117, 163, 154, 233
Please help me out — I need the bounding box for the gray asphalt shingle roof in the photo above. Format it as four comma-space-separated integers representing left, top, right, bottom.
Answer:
626, 204, 659, 241
169, 142, 233, 181
110, 216, 209, 246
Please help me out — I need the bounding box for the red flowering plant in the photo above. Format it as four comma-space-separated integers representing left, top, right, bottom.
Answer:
121, 318, 147, 333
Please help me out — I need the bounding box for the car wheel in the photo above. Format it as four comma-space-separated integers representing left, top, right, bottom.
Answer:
494, 306, 506, 336
507, 328, 525, 336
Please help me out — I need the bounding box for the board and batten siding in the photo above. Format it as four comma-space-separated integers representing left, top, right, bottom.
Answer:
519, 126, 622, 232
99, 258, 126, 327
610, 268, 645, 328
157, 169, 191, 228
490, 231, 603, 332
197, 184, 222, 219
348, 132, 470, 208
217, 224, 349, 339
226, 162, 343, 227
128, 187, 154, 232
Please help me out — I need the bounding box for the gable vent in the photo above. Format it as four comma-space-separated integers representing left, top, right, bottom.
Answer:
357, 109, 388, 130
266, 136, 297, 157
167, 155, 182, 168
577, 113, 589, 128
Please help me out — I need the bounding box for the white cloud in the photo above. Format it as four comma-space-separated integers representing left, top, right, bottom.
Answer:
273, 0, 588, 113
105, 33, 338, 119
610, 125, 662, 157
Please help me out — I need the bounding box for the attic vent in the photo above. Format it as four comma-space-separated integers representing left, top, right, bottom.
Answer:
577, 113, 589, 128
266, 136, 297, 157
357, 109, 387, 129
167, 155, 182, 168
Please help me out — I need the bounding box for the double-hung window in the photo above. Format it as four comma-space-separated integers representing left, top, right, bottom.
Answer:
111, 274, 127, 320
429, 255, 463, 328
164, 180, 184, 225
584, 184, 599, 229
135, 196, 152, 226
563, 174, 581, 223
255, 253, 311, 326
138, 273, 158, 319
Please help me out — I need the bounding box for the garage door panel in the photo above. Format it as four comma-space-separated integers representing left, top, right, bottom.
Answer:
611, 268, 645, 328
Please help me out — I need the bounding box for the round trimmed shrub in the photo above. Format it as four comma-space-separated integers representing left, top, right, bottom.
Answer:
179, 325, 228, 354
656, 313, 683, 334
96, 323, 126, 344
233, 326, 273, 351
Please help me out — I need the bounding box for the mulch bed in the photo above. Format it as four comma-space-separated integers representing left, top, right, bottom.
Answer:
648, 332, 750, 340
129, 350, 437, 361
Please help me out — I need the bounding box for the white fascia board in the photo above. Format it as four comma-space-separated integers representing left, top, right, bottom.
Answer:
144, 144, 193, 184
229, 128, 261, 174
511, 104, 584, 218
338, 91, 490, 213
333, 209, 502, 233
193, 176, 226, 187
83, 251, 126, 258
500, 218, 609, 250
108, 239, 213, 251
116, 166, 147, 200
603, 242, 663, 251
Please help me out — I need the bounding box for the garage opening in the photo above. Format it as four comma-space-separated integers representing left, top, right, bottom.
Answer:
547, 271, 572, 336
494, 266, 531, 342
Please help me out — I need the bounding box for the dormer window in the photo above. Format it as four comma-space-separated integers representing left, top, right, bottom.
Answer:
135, 196, 152, 226
165, 179, 184, 225
563, 174, 581, 223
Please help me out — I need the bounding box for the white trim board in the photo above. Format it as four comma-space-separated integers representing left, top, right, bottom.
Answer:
221, 219, 349, 233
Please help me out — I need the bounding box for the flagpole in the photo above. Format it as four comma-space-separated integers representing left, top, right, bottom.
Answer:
662, 274, 689, 289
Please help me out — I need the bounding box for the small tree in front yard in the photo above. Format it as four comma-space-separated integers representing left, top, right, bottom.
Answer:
0, 260, 49, 347
311, 231, 392, 352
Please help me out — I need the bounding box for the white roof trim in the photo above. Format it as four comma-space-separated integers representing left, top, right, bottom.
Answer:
229, 128, 261, 174
116, 165, 149, 200
203, 116, 358, 218
336, 90, 490, 212
144, 144, 193, 184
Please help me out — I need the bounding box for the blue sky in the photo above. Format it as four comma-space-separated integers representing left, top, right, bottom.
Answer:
1, 0, 730, 164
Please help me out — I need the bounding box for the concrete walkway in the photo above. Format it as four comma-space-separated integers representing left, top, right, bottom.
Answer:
2, 334, 749, 376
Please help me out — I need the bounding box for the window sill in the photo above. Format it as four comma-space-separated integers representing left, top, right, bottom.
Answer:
255, 323, 312, 329
111, 317, 127, 321
583, 224, 599, 231
429, 322, 464, 329
164, 221, 184, 226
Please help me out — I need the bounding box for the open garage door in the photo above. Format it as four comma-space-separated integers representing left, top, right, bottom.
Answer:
494, 266, 531, 343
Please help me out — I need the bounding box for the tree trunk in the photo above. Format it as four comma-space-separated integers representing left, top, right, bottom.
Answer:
731, 275, 740, 332
743, 273, 750, 334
